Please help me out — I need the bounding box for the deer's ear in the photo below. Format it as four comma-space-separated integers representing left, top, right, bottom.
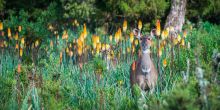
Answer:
150, 29, 156, 38
133, 28, 142, 39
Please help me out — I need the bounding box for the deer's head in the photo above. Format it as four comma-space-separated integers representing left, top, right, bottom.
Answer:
133, 29, 155, 53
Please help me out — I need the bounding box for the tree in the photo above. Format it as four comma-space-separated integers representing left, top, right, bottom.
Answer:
165, 0, 187, 32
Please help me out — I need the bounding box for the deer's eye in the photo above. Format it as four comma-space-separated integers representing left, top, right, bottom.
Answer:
147, 38, 151, 40
140, 38, 143, 40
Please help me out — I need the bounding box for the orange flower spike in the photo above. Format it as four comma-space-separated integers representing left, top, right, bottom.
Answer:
17, 64, 21, 74
183, 30, 187, 38
0, 22, 3, 31
77, 47, 83, 56
163, 59, 167, 67
59, 52, 63, 64
156, 20, 161, 36
132, 61, 136, 71
83, 23, 87, 38
15, 43, 19, 49
8, 28, 11, 38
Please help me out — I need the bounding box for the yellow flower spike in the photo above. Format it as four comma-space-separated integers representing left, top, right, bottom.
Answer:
69, 51, 73, 57
93, 42, 97, 49
77, 39, 83, 47
96, 36, 100, 43
156, 20, 161, 36
164, 29, 169, 39
134, 39, 139, 46
123, 19, 127, 32
101, 43, 105, 51
106, 44, 110, 50
158, 47, 162, 57
163, 59, 167, 67
14, 32, 19, 40
35, 40, 39, 47
96, 49, 100, 55
62, 30, 68, 40
160, 42, 165, 49
161, 30, 165, 40
181, 39, 185, 46
109, 35, 112, 42
110, 50, 114, 56
66, 47, 69, 54
130, 32, 134, 43
132, 45, 135, 53
97, 43, 102, 50
8, 28, 11, 38
127, 47, 131, 53
69, 44, 72, 48
173, 38, 178, 45
4, 41, 7, 47
21, 38, 25, 44
0, 22, 3, 31
18, 26, 22, 32
177, 34, 181, 42
77, 47, 83, 56
19, 48, 23, 57
118, 28, 122, 37
79, 34, 84, 42
114, 33, 119, 43
138, 19, 142, 30
92, 50, 94, 55
183, 30, 187, 38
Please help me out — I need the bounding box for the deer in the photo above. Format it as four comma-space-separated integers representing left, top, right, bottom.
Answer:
130, 29, 158, 94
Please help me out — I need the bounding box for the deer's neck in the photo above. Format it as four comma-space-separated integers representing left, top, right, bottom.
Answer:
141, 50, 151, 73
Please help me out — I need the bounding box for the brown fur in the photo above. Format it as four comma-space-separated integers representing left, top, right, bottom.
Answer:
130, 32, 158, 93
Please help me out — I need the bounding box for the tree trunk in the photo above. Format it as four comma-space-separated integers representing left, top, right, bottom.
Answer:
165, 0, 187, 32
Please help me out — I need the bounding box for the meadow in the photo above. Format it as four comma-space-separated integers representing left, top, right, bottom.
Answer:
0, 17, 220, 110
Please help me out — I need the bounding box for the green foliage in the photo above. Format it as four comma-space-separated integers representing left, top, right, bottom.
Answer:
61, 0, 97, 21
0, 0, 5, 11
187, 0, 220, 23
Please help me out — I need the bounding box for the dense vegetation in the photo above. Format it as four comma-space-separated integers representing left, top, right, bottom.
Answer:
0, 0, 219, 110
